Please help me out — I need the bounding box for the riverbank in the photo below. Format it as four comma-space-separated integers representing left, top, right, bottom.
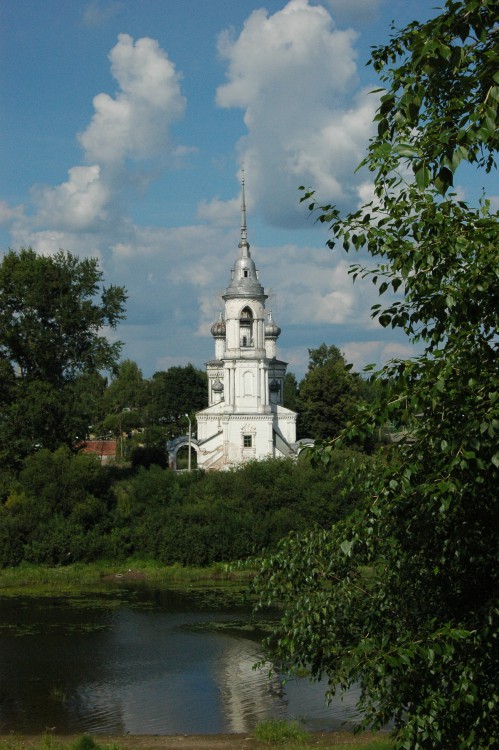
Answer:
0, 561, 252, 596
0, 733, 393, 750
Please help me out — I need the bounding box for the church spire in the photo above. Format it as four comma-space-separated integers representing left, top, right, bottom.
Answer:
224, 170, 265, 300
239, 169, 248, 251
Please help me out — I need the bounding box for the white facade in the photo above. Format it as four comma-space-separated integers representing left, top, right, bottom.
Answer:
195, 179, 297, 470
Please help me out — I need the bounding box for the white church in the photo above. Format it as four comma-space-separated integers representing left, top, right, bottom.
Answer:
193, 178, 298, 471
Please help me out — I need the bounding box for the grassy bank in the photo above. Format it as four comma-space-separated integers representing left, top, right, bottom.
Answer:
0, 731, 394, 750
0, 560, 253, 596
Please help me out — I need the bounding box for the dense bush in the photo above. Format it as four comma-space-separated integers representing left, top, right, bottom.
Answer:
0, 448, 374, 567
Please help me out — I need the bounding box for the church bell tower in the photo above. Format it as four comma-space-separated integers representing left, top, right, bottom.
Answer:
195, 175, 297, 470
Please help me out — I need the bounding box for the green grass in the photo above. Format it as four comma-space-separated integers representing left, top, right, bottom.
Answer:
0, 732, 394, 750
254, 719, 310, 743
0, 560, 253, 596
252, 720, 393, 748
0, 736, 120, 750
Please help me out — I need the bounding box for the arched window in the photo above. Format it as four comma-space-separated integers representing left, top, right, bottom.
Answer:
240, 306, 254, 347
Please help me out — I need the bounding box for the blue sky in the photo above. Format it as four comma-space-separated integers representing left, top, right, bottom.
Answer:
1, 0, 494, 380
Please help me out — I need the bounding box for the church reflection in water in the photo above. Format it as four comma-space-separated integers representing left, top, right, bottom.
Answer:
0, 592, 360, 735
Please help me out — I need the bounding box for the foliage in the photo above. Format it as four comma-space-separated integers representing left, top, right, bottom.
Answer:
297, 344, 366, 441
283, 371, 299, 411
102, 359, 145, 416
96, 361, 208, 454
130, 445, 167, 469
0, 248, 126, 466
148, 364, 208, 438
254, 3, 499, 750
0, 447, 113, 565
0, 448, 370, 568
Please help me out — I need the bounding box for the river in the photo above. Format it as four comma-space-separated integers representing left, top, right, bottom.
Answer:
0, 583, 360, 735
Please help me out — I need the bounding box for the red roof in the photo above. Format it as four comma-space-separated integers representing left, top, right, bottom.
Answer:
80, 440, 117, 457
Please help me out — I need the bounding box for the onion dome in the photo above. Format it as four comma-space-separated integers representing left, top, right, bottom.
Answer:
211, 310, 226, 337
265, 310, 281, 338
212, 379, 224, 393
269, 379, 280, 393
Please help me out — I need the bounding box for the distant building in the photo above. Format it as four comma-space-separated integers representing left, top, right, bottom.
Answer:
195, 177, 297, 470
79, 439, 117, 464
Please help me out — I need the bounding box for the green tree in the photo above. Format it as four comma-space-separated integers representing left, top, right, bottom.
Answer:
254, 3, 498, 750
101, 360, 145, 456
282, 371, 299, 411
0, 248, 126, 466
306, 342, 343, 370
103, 360, 145, 415
0, 447, 111, 565
149, 364, 208, 438
297, 344, 364, 440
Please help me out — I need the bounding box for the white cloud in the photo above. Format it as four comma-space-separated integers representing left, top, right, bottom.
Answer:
79, 34, 186, 168
197, 196, 240, 227
6, 34, 188, 252
1, 13, 407, 382
7, 227, 104, 260
32, 165, 109, 231
214, 0, 378, 226
341, 339, 414, 372
489, 195, 499, 212
0, 201, 25, 226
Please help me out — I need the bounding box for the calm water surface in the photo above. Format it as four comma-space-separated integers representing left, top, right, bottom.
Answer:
0, 584, 360, 735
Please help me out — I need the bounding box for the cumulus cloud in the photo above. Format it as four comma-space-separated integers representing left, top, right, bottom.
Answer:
80, 34, 186, 169
31, 165, 110, 232
6, 34, 188, 253
1, 11, 404, 380
210, 0, 378, 227
341, 339, 414, 372
0, 201, 25, 226
197, 196, 240, 227
252, 243, 380, 329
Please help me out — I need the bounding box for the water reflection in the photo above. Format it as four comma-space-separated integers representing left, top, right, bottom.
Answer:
0, 587, 360, 735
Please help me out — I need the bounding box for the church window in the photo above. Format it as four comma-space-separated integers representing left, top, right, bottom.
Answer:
243, 268, 249, 278
240, 306, 254, 348
243, 434, 252, 448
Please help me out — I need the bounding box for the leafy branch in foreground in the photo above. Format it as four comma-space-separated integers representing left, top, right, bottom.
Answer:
255, 3, 498, 749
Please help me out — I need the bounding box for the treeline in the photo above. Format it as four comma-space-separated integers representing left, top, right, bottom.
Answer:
0, 248, 382, 572
0, 248, 210, 473
0, 448, 373, 568
0, 249, 381, 473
